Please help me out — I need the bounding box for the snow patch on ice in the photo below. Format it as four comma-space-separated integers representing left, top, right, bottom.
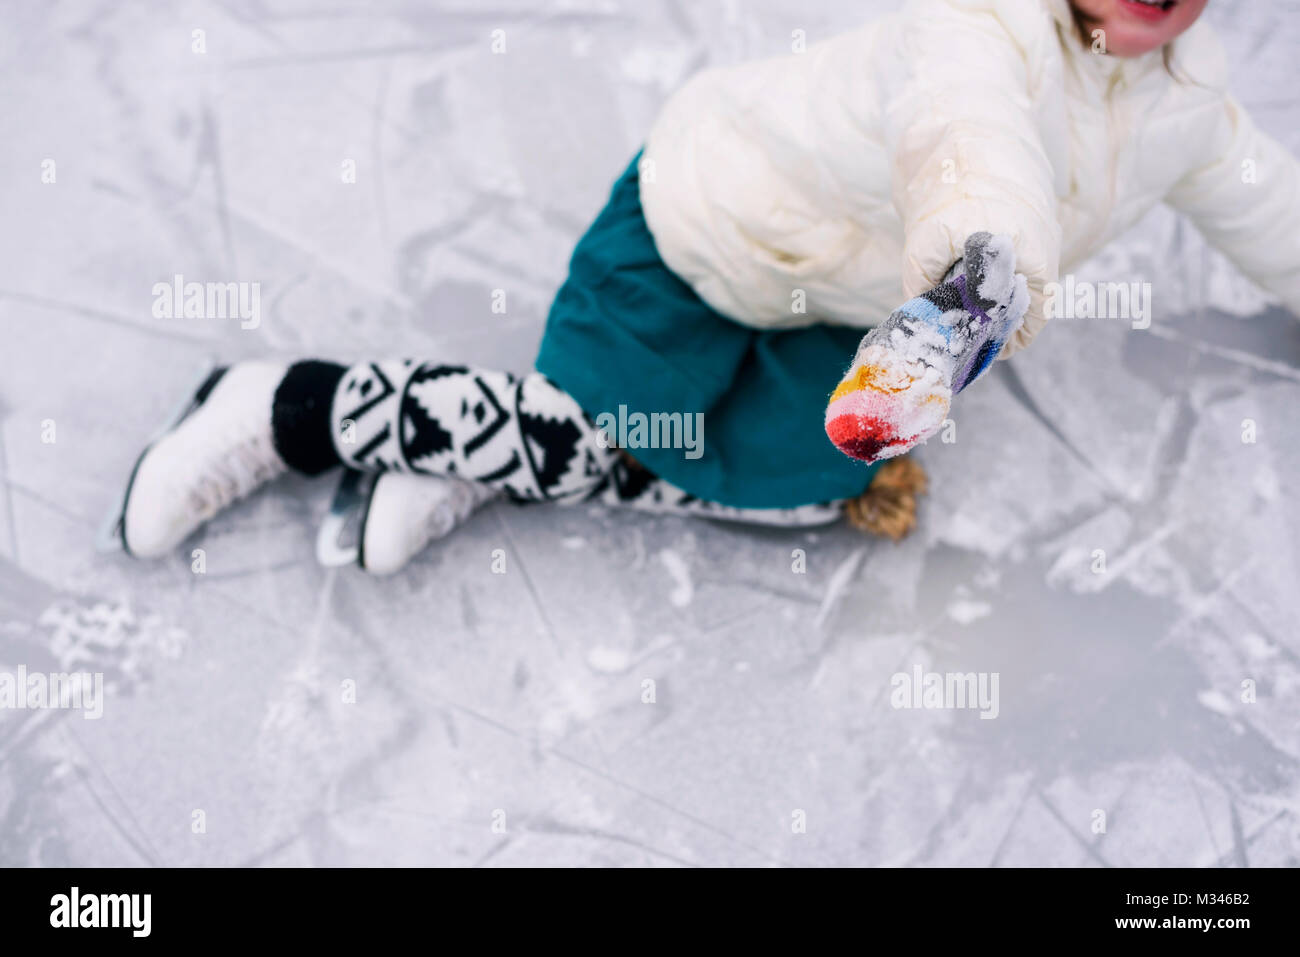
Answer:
1241, 632, 1278, 660
538, 675, 600, 744
658, 549, 693, 607
620, 44, 694, 91
1252, 465, 1280, 502
1196, 689, 1234, 716
34, 598, 185, 693
586, 645, 632, 673
947, 597, 992, 624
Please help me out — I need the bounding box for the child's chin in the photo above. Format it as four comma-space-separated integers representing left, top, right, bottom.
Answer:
1102, 34, 1168, 57
1093, 14, 1181, 58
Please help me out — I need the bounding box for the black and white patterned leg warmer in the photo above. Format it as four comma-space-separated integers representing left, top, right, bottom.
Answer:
328, 360, 619, 503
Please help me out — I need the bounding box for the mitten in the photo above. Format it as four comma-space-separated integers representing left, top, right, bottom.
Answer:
825, 232, 1029, 463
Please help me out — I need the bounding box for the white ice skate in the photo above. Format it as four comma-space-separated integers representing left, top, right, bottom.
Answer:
315, 470, 498, 575
101, 361, 289, 558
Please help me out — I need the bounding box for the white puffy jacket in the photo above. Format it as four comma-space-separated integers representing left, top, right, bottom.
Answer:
639, 0, 1300, 356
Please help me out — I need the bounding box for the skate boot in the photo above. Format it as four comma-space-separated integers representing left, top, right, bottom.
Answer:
315, 470, 497, 575
107, 361, 288, 558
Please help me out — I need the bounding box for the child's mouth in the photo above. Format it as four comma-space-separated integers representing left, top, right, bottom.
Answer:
1118, 0, 1178, 22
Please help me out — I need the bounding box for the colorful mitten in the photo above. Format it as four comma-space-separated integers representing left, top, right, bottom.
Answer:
825, 232, 1029, 463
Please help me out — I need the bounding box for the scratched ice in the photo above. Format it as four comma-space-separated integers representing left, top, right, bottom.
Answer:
0, 1, 1297, 866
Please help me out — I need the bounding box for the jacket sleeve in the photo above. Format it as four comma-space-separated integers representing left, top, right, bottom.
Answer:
882, 0, 1062, 357
1164, 95, 1300, 316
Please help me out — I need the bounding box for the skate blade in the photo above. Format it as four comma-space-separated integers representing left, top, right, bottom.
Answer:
95, 362, 226, 554
316, 469, 375, 567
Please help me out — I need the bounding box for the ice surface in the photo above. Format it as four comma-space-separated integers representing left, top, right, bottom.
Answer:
1, 0, 1299, 866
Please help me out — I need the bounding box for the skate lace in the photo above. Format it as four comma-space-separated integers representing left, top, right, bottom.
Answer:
189, 430, 281, 517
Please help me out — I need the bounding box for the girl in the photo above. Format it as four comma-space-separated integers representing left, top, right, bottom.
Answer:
108, 0, 1300, 574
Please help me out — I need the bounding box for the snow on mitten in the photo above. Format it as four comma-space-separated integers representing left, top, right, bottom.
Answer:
824, 232, 1029, 463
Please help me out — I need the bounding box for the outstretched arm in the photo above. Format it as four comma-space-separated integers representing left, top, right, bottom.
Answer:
1165, 95, 1300, 316
882, 0, 1063, 357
